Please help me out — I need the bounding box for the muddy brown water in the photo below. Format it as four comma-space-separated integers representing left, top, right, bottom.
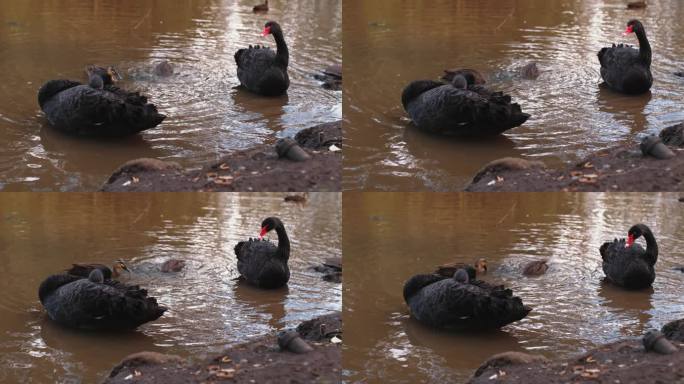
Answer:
0, 0, 341, 191
343, 193, 684, 383
0, 192, 341, 382
343, 0, 684, 191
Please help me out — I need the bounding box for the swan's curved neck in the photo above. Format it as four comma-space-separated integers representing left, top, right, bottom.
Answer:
272, 30, 289, 67
274, 224, 290, 260
635, 27, 651, 65
642, 227, 658, 264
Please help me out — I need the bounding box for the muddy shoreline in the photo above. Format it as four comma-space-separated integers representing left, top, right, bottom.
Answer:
466, 124, 684, 192
470, 319, 684, 383
104, 312, 341, 384
101, 121, 341, 192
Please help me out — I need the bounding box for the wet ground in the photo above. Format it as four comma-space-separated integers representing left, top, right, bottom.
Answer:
343, 0, 684, 191
0, 0, 341, 191
343, 192, 684, 382
0, 193, 341, 382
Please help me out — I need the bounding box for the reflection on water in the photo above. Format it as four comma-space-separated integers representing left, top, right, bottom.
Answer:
0, 0, 341, 191
343, 193, 684, 382
0, 193, 341, 382
343, 0, 684, 190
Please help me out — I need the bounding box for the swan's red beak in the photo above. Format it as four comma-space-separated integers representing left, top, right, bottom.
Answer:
627, 234, 635, 247
259, 226, 268, 239
623, 25, 634, 35
262, 26, 271, 36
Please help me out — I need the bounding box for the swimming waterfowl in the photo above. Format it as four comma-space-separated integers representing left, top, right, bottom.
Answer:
66, 260, 129, 280
253, 0, 269, 12
402, 74, 529, 136
598, 20, 652, 94
234, 21, 289, 96
434, 258, 488, 279
38, 65, 165, 136
234, 217, 291, 289
38, 269, 166, 330
403, 268, 531, 330
522, 259, 549, 276
600, 224, 657, 289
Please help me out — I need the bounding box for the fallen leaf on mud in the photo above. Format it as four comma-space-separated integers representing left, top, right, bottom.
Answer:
206, 172, 218, 179
487, 180, 496, 186
220, 356, 232, 363
570, 171, 583, 177
496, 176, 504, 183
214, 176, 234, 185
134, 370, 142, 377
215, 368, 235, 378
585, 356, 596, 363
219, 163, 230, 170
122, 181, 131, 186
572, 365, 585, 374
331, 336, 342, 344
583, 162, 594, 168
583, 174, 598, 178
131, 177, 140, 184
579, 177, 597, 184
124, 374, 133, 380
329, 144, 341, 152
488, 373, 498, 380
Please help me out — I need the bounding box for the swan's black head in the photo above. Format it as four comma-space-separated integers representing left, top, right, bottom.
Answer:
259, 217, 284, 238
453, 269, 469, 284
85, 65, 122, 86
451, 75, 468, 90
624, 20, 645, 36
88, 269, 105, 283
627, 223, 650, 247
262, 21, 282, 37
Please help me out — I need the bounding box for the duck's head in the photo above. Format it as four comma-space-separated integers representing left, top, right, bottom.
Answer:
89, 269, 105, 283
112, 260, 130, 277
451, 74, 468, 90
453, 269, 470, 284
262, 21, 282, 37
85, 65, 123, 86
624, 19, 644, 36
259, 217, 284, 239
474, 258, 488, 274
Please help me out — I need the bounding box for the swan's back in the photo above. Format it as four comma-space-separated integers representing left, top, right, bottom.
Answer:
234, 239, 290, 288
600, 239, 655, 289
39, 274, 166, 330
405, 275, 530, 330
598, 44, 652, 94
235, 46, 289, 96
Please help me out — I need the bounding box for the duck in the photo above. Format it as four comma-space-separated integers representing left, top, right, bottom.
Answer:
234, 21, 289, 96
627, 1, 646, 9
253, 0, 268, 12
600, 224, 657, 289
520, 62, 540, 80
234, 217, 290, 289
401, 74, 529, 136
66, 260, 129, 280
440, 68, 486, 85
403, 268, 531, 330
434, 258, 488, 280
598, 20, 652, 94
160, 259, 186, 273
522, 259, 548, 276
38, 269, 166, 330
38, 65, 166, 136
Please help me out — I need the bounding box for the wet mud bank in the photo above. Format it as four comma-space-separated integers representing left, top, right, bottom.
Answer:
101, 122, 341, 192
466, 124, 684, 192
104, 312, 342, 384
470, 319, 684, 384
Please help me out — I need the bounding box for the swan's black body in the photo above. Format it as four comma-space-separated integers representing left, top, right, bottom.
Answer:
38, 270, 166, 330
401, 75, 529, 136
38, 66, 165, 136
403, 269, 530, 331
234, 217, 290, 289
234, 21, 289, 96
598, 20, 652, 94
600, 223, 657, 289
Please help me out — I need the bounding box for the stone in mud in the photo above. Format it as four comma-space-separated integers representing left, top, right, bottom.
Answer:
662, 319, 684, 342
643, 330, 678, 354
109, 351, 184, 378
660, 123, 684, 147
470, 157, 546, 184
473, 351, 549, 378
105, 158, 182, 185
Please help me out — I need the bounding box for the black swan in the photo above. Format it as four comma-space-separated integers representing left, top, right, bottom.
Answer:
38, 269, 166, 330
234, 21, 289, 96
401, 74, 530, 136
66, 260, 129, 280
600, 223, 657, 289
38, 65, 165, 136
234, 217, 290, 289
403, 269, 531, 331
522, 260, 548, 276
598, 20, 652, 94
434, 258, 488, 279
